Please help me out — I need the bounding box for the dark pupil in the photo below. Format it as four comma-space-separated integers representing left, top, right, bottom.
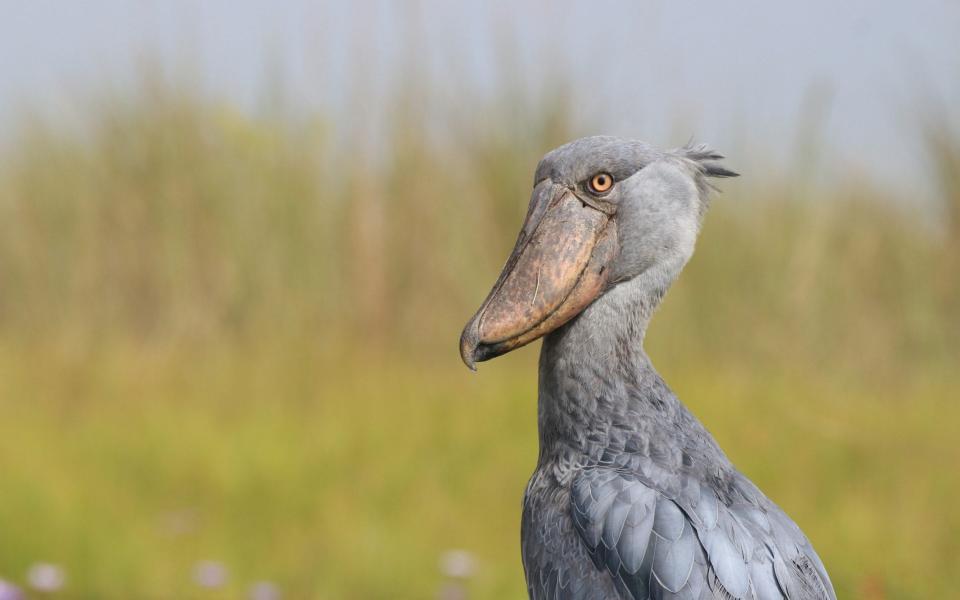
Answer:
596, 176, 606, 187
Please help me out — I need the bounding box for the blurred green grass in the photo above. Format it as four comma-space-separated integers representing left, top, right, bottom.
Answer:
0, 77, 957, 598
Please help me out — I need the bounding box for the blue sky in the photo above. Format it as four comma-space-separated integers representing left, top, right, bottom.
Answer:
2, 1, 958, 200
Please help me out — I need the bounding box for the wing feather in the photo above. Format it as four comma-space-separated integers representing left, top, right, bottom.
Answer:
571, 467, 833, 600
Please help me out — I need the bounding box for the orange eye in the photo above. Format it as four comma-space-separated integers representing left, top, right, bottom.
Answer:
588, 172, 613, 194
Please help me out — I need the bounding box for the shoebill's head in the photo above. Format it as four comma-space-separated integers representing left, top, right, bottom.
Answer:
460, 135, 737, 370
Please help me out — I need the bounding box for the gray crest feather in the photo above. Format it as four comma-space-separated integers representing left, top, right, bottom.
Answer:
679, 142, 740, 178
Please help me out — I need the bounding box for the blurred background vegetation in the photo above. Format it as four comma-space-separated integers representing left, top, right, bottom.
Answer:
1, 3, 959, 600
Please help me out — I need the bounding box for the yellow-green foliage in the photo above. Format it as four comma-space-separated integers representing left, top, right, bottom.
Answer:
0, 79, 957, 598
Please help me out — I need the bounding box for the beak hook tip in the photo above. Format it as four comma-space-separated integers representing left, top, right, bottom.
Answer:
459, 321, 481, 372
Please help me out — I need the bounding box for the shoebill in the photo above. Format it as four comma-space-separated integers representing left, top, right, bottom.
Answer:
460, 137, 835, 600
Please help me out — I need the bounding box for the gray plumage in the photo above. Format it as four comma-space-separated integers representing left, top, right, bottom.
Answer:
494, 137, 834, 599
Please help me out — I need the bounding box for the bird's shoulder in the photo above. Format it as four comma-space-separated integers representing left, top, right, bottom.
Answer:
569, 461, 835, 600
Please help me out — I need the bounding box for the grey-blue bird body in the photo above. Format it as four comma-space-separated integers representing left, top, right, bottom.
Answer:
461, 137, 835, 600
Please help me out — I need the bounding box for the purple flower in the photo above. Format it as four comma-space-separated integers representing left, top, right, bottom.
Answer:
249, 580, 281, 600
439, 549, 476, 579
193, 561, 229, 588
0, 580, 24, 600
26, 563, 65, 592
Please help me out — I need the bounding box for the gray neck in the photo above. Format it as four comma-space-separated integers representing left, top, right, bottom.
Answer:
536, 263, 687, 462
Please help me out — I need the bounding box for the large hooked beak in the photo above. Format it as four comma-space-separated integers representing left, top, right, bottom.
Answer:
460, 179, 619, 370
